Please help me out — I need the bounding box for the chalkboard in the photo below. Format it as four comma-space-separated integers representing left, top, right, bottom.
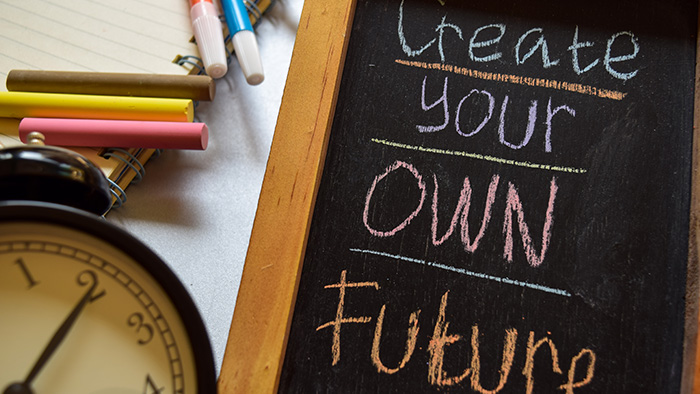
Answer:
219, 0, 700, 393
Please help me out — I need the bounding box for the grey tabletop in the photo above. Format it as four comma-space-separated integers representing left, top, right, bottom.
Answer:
108, 0, 304, 375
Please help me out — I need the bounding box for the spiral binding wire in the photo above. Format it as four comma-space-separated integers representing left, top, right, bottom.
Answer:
176, 0, 277, 76
100, 148, 148, 208
107, 179, 127, 208
103, 148, 145, 183
175, 55, 207, 75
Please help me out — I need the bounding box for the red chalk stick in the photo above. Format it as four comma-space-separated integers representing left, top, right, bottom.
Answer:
19, 117, 208, 150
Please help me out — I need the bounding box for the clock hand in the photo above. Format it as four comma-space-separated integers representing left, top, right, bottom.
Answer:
3, 271, 100, 394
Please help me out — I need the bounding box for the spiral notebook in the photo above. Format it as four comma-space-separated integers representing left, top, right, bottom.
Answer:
0, 0, 274, 209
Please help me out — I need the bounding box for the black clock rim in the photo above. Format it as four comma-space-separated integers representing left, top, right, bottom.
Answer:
0, 200, 217, 393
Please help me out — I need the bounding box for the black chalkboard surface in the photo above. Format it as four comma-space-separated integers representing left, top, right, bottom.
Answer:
275, 0, 699, 392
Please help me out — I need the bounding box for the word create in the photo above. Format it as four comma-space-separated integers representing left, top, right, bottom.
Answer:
416, 75, 576, 153
397, 0, 640, 81
363, 160, 557, 267
316, 270, 596, 393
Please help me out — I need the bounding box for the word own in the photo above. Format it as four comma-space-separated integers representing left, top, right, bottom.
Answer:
363, 160, 557, 267
316, 270, 596, 392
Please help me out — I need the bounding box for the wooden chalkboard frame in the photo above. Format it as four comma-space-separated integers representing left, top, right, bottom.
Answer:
218, 0, 700, 392
218, 1, 357, 392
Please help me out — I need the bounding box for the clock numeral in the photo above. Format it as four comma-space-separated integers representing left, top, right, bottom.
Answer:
15, 258, 40, 288
143, 374, 164, 394
128, 312, 155, 345
77, 270, 106, 302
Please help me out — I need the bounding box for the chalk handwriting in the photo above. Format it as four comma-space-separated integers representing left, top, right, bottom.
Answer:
362, 160, 426, 238
417, 76, 449, 133
469, 24, 505, 62
316, 270, 380, 365
428, 291, 518, 391
516, 28, 560, 68
397, 0, 640, 80
316, 271, 596, 391
569, 26, 598, 75
431, 174, 499, 251
372, 305, 420, 374
503, 177, 558, 267
604, 31, 639, 80
363, 160, 558, 267
417, 76, 576, 153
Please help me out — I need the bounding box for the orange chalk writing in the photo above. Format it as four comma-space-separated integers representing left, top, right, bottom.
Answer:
316, 270, 380, 365
371, 305, 420, 374
315, 272, 596, 390
427, 291, 470, 386
398, 59, 627, 100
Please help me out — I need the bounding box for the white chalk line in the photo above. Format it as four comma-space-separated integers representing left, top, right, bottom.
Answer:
349, 248, 572, 297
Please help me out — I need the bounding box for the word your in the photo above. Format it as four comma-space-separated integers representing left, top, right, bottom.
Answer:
416, 76, 576, 153
363, 160, 557, 267
397, 0, 640, 81
316, 270, 596, 392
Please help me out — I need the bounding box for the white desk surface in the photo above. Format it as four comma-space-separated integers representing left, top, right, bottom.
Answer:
109, 0, 304, 375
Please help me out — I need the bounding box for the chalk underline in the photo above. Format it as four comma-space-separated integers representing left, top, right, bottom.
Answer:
349, 248, 572, 297
395, 59, 627, 101
372, 138, 587, 174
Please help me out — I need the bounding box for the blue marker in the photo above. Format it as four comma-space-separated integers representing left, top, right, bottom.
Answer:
221, 0, 264, 85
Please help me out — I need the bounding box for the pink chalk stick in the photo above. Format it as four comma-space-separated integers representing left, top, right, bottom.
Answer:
19, 117, 208, 150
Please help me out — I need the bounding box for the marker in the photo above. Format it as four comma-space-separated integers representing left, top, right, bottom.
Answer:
189, 0, 228, 79
220, 0, 264, 85
19, 118, 209, 150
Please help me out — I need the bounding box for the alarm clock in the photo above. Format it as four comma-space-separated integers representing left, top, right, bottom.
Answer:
0, 201, 217, 393
0, 134, 217, 393
0, 132, 113, 216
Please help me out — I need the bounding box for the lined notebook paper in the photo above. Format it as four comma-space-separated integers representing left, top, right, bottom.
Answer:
0, 0, 199, 210
0, 0, 198, 85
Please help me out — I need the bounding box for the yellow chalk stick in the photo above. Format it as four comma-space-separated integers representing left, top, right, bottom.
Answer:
0, 91, 193, 122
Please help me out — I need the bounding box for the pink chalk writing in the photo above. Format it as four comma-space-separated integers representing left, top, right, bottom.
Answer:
363, 160, 426, 237
364, 160, 559, 267
431, 174, 500, 253
503, 177, 558, 267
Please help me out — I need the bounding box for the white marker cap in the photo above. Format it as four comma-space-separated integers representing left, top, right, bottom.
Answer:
232, 30, 264, 85
191, 2, 228, 79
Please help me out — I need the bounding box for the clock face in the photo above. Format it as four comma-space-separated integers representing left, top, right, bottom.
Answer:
0, 204, 215, 394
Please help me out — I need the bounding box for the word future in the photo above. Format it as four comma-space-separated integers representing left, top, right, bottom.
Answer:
317, 270, 596, 393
